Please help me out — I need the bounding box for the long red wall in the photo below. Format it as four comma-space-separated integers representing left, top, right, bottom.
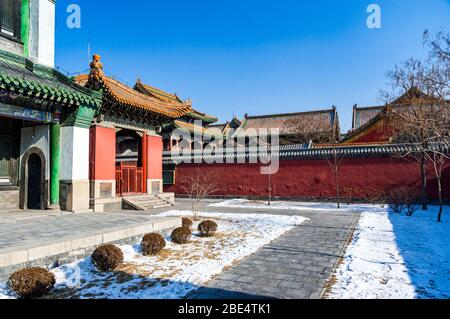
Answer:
165, 157, 450, 200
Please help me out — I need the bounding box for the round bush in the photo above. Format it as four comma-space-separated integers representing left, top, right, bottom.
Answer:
91, 244, 124, 272
182, 217, 193, 229
171, 227, 192, 244
141, 233, 166, 256
8, 267, 55, 299
198, 220, 218, 237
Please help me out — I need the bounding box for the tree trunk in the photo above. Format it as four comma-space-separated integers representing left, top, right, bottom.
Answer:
437, 176, 443, 223
420, 155, 428, 210
335, 169, 340, 209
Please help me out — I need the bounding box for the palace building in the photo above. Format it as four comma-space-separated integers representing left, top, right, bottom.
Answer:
341, 87, 433, 145
0, 1, 190, 213
75, 56, 193, 212
134, 79, 219, 152
0, 0, 101, 212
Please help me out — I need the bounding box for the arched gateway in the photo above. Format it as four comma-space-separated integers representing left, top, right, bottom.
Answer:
20, 148, 47, 210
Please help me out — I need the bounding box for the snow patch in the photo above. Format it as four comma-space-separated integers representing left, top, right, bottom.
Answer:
328, 206, 450, 299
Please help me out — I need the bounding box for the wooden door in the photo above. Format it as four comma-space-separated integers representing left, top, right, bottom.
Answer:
0, 135, 12, 184
116, 162, 143, 196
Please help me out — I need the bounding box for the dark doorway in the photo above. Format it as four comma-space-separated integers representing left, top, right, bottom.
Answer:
27, 154, 42, 209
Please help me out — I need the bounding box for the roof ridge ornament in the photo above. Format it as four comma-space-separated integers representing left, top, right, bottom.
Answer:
88, 54, 104, 90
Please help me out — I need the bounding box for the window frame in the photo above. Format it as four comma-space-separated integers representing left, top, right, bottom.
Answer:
0, 0, 22, 43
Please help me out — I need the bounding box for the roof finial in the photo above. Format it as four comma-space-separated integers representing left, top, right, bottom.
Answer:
88, 54, 104, 90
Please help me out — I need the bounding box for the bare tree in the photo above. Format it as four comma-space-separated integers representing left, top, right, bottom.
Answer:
326, 143, 344, 209
383, 31, 450, 220
180, 170, 218, 220
427, 149, 448, 222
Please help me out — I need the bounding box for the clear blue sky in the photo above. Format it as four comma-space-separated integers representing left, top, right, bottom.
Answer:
55, 0, 450, 132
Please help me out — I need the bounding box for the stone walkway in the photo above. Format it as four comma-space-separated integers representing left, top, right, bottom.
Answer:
185, 202, 360, 299
0, 200, 361, 298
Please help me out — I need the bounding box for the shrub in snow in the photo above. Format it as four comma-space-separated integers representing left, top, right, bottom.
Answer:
387, 187, 418, 215
8, 267, 55, 299
171, 227, 192, 244
91, 244, 124, 272
182, 217, 193, 229
389, 202, 406, 214
198, 220, 218, 237
405, 202, 418, 217
141, 233, 166, 256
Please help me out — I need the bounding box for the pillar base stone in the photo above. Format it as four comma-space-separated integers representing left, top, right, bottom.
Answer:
60, 180, 90, 212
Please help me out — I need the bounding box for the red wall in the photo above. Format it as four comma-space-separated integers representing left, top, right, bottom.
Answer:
165, 157, 450, 200
89, 126, 116, 180
147, 135, 163, 180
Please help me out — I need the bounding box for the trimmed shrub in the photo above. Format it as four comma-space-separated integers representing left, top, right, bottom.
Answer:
198, 220, 218, 237
141, 233, 166, 256
8, 267, 55, 299
182, 217, 193, 229
171, 227, 192, 244
91, 244, 124, 272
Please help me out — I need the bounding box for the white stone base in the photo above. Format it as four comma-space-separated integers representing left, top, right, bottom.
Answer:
147, 179, 163, 194
60, 180, 90, 212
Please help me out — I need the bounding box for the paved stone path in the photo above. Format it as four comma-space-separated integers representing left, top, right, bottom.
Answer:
186, 203, 360, 299
0, 211, 176, 252
0, 200, 361, 299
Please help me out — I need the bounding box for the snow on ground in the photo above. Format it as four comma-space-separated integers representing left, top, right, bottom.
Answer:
210, 198, 374, 212
0, 211, 307, 299
328, 206, 450, 299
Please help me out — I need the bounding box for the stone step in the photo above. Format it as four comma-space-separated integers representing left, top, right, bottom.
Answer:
141, 202, 172, 209
122, 195, 174, 211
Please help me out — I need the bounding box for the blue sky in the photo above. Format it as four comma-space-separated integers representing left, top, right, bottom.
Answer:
55, 0, 450, 132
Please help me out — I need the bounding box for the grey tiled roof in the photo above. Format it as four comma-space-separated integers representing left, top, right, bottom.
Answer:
162, 143, 437, 164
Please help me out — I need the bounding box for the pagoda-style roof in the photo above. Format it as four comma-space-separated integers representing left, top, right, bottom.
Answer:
134, 79, 218, 123
352, 105, 385, 130
345, 87, 448, 144
351, 87, 442, 130
238, 108, 339, 138
134, 79, 183, 104
75, 57, 193, 120
173, 120, 223, 138
207, 122, 228, 133
0, 50, 101, 111
185, 109, 218, 124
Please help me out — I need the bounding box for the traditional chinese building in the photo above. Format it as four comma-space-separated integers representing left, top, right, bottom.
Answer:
207, 107, 340, 147
0, 0, 101, 212
341, 87, 431, 145
75, 56, 193, 212
134, 79, 219, 152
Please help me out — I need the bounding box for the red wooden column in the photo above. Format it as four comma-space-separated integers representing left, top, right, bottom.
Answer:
146, 134, 163, 194
141, 132, 148, 194
89, 125, 117, 210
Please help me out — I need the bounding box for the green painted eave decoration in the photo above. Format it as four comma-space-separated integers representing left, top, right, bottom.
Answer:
0, 50, 101, 108
0, 73, 100, 107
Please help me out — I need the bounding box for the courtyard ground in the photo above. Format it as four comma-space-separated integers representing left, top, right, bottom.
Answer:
0, 199, 448, 299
